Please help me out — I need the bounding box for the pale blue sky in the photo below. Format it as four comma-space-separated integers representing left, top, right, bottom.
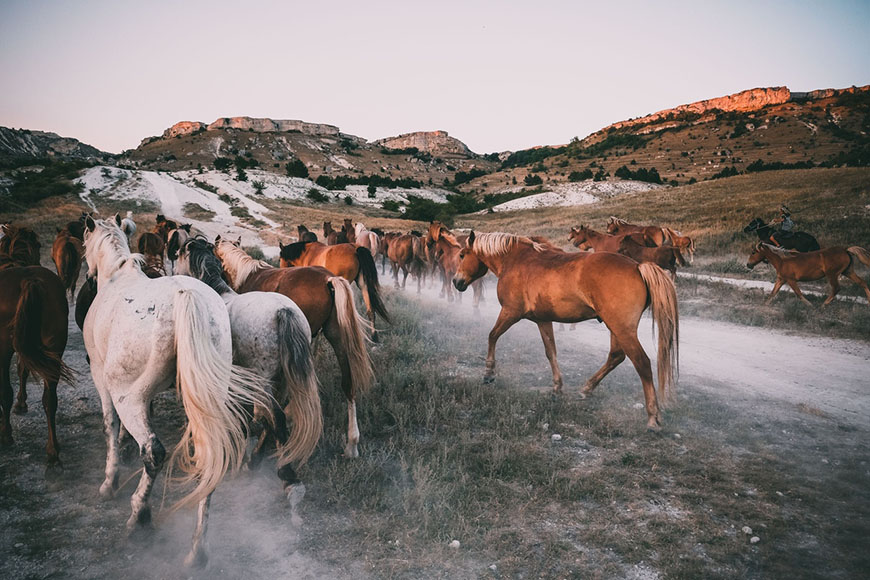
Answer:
1, 0, 868, 154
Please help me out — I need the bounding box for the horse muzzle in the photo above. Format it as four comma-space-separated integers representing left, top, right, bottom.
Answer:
452, 278, 468, 292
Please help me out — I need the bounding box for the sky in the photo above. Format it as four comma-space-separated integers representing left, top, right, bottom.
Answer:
1, 0, 868, 155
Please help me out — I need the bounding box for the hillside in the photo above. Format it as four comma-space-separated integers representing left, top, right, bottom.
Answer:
0, 127, 112, 165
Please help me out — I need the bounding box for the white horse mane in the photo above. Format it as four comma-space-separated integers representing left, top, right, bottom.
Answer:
217, 240, 271, 287
472, 232, 545, 258
85, 220, 145, 277
760, 242, 799, 256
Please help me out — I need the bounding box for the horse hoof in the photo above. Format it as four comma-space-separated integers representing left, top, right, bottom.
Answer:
646, 423, 663, 433
0, 434, 13, 447
184, 548, 209, 569
482, 375, 495, 385
12, 404, 27, 415
44, 460, 64, 478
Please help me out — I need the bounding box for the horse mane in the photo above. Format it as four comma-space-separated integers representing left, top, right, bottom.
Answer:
610, 217, 629, 226
472, 232, 545, 258
438, 228, 462, 248
279, 240, 314, 263
218, 241, 271, 287
87, 220, 146, 275
760, 242, 800, 256
184, 238, 234, 295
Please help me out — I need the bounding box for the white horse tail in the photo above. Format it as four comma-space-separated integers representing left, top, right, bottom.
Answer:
637, 263, 679, 406
169, 288, 271, 510
329, 276, 374, 395
275, 307, 323, 467
847, 246, 870, 268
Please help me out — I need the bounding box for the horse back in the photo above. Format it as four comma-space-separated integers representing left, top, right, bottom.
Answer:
238, 267, 334, 333
0, 266, 69, 346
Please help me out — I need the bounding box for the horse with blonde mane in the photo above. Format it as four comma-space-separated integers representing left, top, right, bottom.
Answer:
215, 236, 374, 458
746, 242, 870, 306
426, 221, 484, 307
453, 231, 679, 430
175, 237, 322, 502
354, 222, 380, 256
606, 217, 669, 247
82, 218, 271, 567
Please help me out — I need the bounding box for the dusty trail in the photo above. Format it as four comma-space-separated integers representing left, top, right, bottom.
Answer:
406, 275, 870, 426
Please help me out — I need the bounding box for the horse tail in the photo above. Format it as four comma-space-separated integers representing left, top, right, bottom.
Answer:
169, 288, 271, 510
355, 246, 390, 323
58, 240, 80, 297
847, 246, 870, 268
12, 277, 74, 384
329, 276, 374, 396
274, 307, 322, 467
638, 263, 679, 405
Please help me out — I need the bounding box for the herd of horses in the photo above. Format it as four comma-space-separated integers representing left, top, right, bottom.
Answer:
1, 205, 869, 567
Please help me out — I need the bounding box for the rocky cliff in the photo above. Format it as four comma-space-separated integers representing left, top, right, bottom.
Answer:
160, 117, 342, 140
0, 127, 109, 161
375, 130, 474, 158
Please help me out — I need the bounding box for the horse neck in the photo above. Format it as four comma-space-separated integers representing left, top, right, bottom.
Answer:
218, 245, 266, 289
474, 249, 506, 277
760, 246, 784, 268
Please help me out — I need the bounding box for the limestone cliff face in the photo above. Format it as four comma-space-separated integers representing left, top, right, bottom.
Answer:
0, 127, 108, 159
374, 130, 473, 158
206, 117, 340, 136
162, 121, 207, 139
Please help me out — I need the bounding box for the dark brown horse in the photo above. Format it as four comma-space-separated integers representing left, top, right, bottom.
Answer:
343, 219, 356, 245
297, 225, 318, 243
137, 232, 167, 278
215, 237, 374, 457
153, 213, 179, 243
51, 229, 84, 299
606, 217, 668, 247
0, 225, 42, 270
747, 242, 870, 306
618, 237, 687, 279
453, 232, 679, 430
278, 240, 389, 339
323, 221, 348, 245
0, 266, 73, 466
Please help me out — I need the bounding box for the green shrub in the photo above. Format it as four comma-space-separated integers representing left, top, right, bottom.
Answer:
524, 174, 543, 186
286, 159, 309, 178
382, 199, 401, 212
307, 188, 328, 202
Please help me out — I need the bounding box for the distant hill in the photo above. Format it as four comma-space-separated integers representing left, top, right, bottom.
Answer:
0, 127, 112, 165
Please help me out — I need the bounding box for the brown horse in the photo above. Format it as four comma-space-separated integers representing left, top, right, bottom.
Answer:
453, 232, 679, 430
324, 221, 348, 245
136, 232, 167, 278
606, 217, 668, 246
385, 234, 422, 292
746, 242, 870, 306
0, 265, 73, 466
215, 237, 374, 457
618, 237, 687, 279
278, 240, 389, 339
663, 228, 696, 263
343, 219, 356, 245
0, 225, 42, 270
153, 213, 179, 242
426, 221, 484, 307
568, 225, 646, 253
52, 229, 84, 299
297, 225, 318, 243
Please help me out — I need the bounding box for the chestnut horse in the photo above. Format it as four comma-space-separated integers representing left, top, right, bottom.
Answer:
216, 237, 374, 458
323, 221, 348, 245
568, 225, 646, 253
606, 217, 668, 247
278, 240, 388, 339
136, 232, 166, 278
618, 237, 687, 279
426, 221, 484, 307
0, 265, 73, 467
385, 234, 422, 291
746, 242, 870, 306
343, 219, 356, 244
52, 228, 84, 299
453, 232, 679, 430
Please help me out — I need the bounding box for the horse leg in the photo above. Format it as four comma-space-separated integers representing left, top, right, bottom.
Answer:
0, 349, 13, 446
843, 269, 870, 304
392, 261, 399, 289
619, 333, 662, 430
184, 494, 212, 568
401, 265, 409, 289
484, 310, 521, 384
115, 398, 165, 532
472, 280, 483, 310
536, 321, 563, 392
13, 361, 28, 414
323, 325, 360, 458
95, 387, 121, 498
41, 377, 61, 469
785, 279, 813, 306
581, 332, 626, 398
765, 277, 785, 304
822, 273, 841, 307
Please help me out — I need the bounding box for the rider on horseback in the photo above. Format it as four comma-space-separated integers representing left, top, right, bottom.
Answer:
769, 204, 795, 247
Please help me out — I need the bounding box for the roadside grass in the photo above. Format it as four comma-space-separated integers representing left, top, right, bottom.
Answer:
298, 292, 870, 578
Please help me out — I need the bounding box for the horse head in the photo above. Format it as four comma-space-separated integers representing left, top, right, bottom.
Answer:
743, 218, 765, 234
746, 242, 768, 269
453, 231, 488, 292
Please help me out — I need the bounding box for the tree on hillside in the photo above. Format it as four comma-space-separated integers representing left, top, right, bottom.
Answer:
286, 159, 309, 178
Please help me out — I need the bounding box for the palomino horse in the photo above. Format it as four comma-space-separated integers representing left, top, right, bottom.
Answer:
215, 237, 374, 458
618, 237, 687, 279
1, 256, 72, 466
453, 232, 679, 430
743, 218, 821, 252
426, 221, 484, 307
354, 222, 380, 256
175, 237, 322, 499
323, 221, 348, 245
606, 217, 669, 247
52, 227, 84, 300
82, 218, 271, 567
568, 225, 647, 253
136, 232, 167, 278
278, 239, 388, 340
746, 242, 870, 306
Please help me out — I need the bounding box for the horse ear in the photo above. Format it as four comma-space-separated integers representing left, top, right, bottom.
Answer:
469, 230, 476, 246
181, 224, 191, 233
279, 241, 285, 250
215, 234, 221, 243
85, 216, 96, 232
114, 213, 122, 226
237, 236, 242, 245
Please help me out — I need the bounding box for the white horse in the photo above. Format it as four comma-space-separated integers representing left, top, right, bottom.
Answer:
82, 217, 271, 568
117, 211, 136, 245
174, 236, 322, 507
354, 222, 380, 257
